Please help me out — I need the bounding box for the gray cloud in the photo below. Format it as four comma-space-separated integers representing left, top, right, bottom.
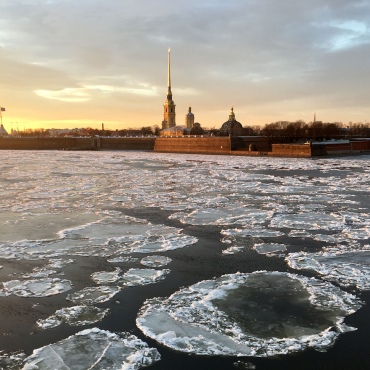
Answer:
0, 0, 369, 128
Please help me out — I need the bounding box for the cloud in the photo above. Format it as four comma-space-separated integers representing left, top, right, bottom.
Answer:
0, 0, 370, 128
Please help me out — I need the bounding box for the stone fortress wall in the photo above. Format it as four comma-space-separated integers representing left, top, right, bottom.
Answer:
1, 136, 369, 157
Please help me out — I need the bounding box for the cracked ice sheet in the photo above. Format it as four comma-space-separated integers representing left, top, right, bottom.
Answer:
2, 278, 72, 298
286, 245, 370, 290
0, 214, 197, 260
137, 271, 361, 357
22, 328, 160, 370
37, 305, 110, 330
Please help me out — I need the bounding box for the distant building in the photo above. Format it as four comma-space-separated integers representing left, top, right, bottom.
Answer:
162, 48, 176, 129
0, 124, 8, 136
219, 107, 243, 136
190, 122, 204, 135
160, 125, 185, 137
185, 106, 195, 129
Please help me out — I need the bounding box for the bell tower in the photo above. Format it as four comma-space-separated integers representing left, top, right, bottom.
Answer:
162, 48, 176, 129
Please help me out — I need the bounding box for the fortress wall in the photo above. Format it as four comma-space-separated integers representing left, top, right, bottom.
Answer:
100, 137, 155, 150
154, 137, 231, 154
324, 143, 351, 152
270, 144, 312, 157
0, 137, 92, 150
0, 137, 156, 151
351, 141, 370, 151
231, 136, 270, 151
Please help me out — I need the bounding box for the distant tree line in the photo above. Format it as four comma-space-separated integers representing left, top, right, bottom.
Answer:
234, 121, 370, 142
14, 126, 160, 138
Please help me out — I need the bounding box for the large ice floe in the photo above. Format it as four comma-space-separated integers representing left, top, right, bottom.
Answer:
0, 213, 197, 260
22, 328, 160, 369
137, 271, 362, 357
286, 245, 370, 290
1, 278, 72, 297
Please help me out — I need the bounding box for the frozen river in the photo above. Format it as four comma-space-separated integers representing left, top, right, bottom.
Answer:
0, 150, 370, 369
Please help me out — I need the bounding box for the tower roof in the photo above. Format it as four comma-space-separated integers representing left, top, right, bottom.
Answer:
167, 48, 172, 100
0, 124, 8, 135
186, 106, 194, 117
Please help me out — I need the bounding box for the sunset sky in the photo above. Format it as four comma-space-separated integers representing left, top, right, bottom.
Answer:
0, 0, 370, 130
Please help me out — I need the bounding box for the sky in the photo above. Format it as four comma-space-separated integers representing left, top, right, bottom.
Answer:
0, 0, 370, 130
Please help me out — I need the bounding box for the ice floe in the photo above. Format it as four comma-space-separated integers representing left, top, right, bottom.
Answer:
108, 256, 139, 263
22, 328, 160, 369
2, 278, 72, 297
222, 228, 285, 238
37, 305, 110, 329
270, 212, 344, 231
67, 286, 121, 305
0, 214, 197, 260
92, 268, 121, 285
169, 207, 268, 226
140, 256, 172, 267
253, 243, 287, 256
137, 271, 362, 357
121, 268, 170, 286
286, 245, 370, 290
0, 351, 26, 370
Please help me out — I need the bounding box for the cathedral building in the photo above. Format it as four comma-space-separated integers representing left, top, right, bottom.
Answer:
158, 49, 201, 137
219, 106, 243, 136
162, 48, 176, 129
